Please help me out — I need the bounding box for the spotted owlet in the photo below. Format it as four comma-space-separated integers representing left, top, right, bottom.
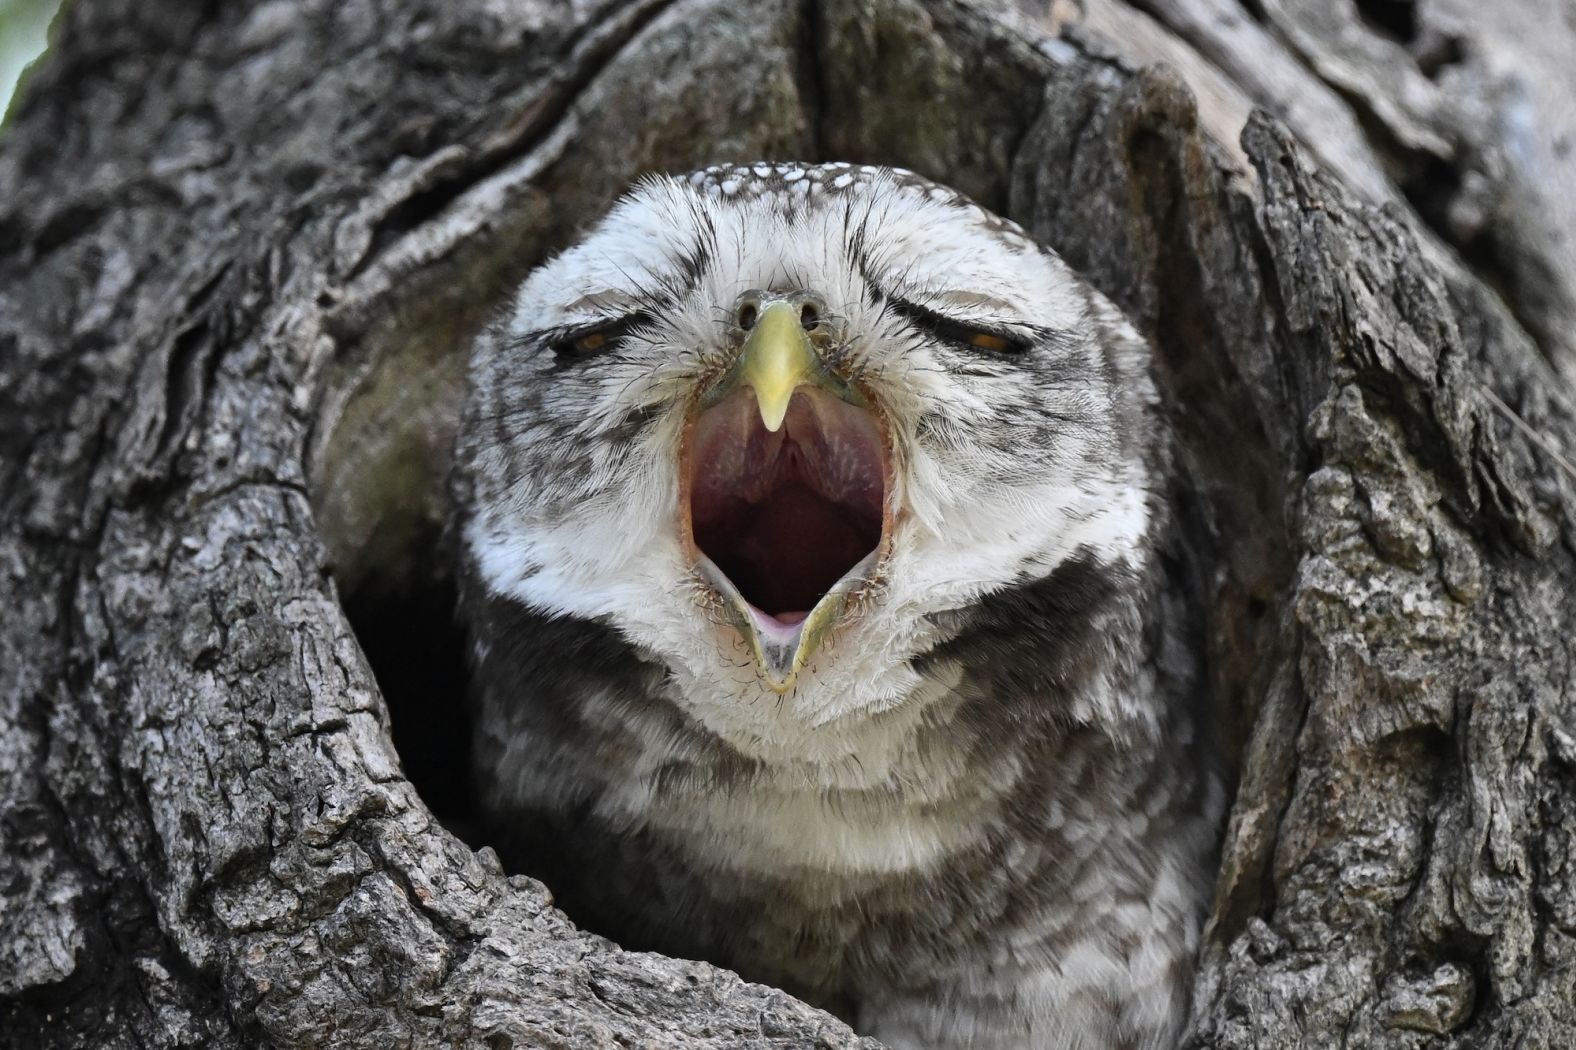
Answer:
452, 162, 1221, 1049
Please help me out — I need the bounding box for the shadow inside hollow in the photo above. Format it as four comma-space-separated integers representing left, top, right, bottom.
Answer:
343, 576, 481, 843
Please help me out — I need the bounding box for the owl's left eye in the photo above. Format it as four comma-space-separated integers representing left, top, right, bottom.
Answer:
966, 331, 1013, 353
889, 298, 1029, 355
550, 313, 650, 359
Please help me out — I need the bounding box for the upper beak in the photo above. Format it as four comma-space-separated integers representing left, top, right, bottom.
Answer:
736, 302, 819, 431
703, 301, 867, 427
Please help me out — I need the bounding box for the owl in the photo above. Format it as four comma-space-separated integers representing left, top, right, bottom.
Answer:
452, 163, 1221, 1049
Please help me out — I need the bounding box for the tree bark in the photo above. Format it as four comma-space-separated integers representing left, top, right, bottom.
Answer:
2, 1, 1573, 1047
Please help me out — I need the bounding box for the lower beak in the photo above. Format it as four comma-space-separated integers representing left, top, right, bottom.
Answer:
700, 553, 875, 693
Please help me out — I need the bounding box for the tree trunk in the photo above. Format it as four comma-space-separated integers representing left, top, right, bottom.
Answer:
2, 0, 1573, 1047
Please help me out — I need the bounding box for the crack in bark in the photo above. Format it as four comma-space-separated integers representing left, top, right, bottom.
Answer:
340, 0, 682, 287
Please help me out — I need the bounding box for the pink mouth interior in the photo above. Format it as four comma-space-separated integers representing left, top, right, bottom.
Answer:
689, 389, 885, 623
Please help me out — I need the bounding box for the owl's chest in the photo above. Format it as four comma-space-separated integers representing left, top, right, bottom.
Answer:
591, 761, 1025, 1008
595, 710, 1022, 886
645, 774, 1000, 883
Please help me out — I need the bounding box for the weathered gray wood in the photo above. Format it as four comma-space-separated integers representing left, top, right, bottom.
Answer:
1106, 0, 1576, 380
2, 0, 1574, 1047
1008, 55, 1576, 1046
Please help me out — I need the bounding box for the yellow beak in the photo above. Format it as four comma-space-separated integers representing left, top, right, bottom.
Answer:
736, 302, 819, 431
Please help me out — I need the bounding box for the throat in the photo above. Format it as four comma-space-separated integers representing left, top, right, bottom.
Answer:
695, 475, 879, 617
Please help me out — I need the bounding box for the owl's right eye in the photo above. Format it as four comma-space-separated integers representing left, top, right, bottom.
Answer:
550, 313, 650, 360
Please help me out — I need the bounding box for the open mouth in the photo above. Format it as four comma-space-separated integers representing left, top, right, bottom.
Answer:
685, 386, 888, 686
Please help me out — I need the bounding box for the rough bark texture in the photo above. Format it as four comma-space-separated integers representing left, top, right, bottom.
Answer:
2, 0, 1573, 1047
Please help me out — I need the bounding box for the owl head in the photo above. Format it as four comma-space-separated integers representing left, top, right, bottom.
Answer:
456, 163, 1155, 757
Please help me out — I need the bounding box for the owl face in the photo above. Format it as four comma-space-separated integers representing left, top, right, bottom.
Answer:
460, 164, 1152, 753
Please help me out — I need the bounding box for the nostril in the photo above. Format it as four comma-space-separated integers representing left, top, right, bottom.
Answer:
800, 301, 820, 329
738, 303, 759, 330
